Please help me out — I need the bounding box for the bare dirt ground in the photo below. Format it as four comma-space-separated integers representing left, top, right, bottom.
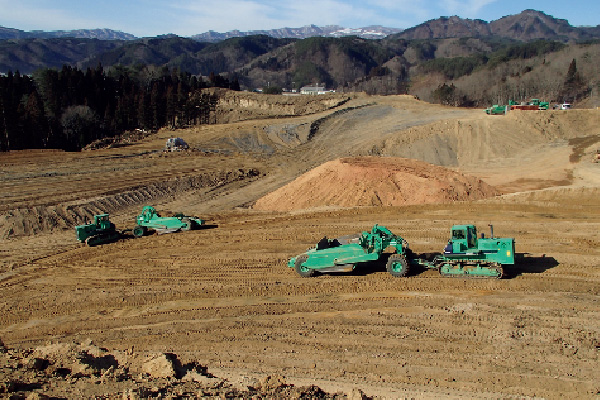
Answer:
1, 94, 599, 399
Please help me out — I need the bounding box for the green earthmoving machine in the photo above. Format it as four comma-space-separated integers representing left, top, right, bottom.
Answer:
133, 205, 204, 237
485, 105, 507, 115
288, 224, 514, 278
288, 225, 412, 277
529, 99, 550, 110
422, 224, 515, 278
486, 99, 549, 114
508, 99, 550, 110
75, 214, 121, 246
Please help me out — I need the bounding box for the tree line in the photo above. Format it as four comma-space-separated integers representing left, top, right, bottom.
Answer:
0, 64, 240, 151
429, 56, 590, 107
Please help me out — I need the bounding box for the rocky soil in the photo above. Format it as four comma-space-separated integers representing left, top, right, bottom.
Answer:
1, 340, 353, 399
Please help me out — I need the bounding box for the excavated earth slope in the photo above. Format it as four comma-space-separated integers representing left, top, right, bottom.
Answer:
253, 156, 499, 211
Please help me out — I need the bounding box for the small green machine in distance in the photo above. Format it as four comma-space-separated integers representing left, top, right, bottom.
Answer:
485, 105, 507, 115
75, 214, 121, 246
528, 99, 550, 110
288, 225, 411, 278
288, 224, 515, 279
133, 205, 204, 238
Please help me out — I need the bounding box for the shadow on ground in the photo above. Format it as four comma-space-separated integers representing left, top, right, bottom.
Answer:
197, 224, 219, 230
503, 253, 559, 278
349, 252, 559, 279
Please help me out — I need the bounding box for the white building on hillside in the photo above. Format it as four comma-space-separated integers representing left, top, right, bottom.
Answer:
300, 85, 326, 95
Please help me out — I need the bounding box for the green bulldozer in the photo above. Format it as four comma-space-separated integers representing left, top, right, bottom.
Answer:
132, 205, 204, 238
425, 224, 515, 278
75, 214, 121, 246
288, 224, 514, 278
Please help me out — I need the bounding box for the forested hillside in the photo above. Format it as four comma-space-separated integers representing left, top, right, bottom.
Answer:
0, 38, 125, 73
0, 65, 239, 151
408, 39, 598, 106
396, 9, 600, 42
1, 9, 600, 152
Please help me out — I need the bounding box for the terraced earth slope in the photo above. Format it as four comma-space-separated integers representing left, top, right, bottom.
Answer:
1, 94, 599, 398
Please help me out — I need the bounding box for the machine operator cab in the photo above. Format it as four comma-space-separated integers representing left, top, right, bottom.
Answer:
445, 225, 478, 254
443, 224, 515, 265
94, 214, 112, 230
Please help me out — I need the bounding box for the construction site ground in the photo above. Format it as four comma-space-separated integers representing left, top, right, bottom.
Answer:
1, 94, 599, 399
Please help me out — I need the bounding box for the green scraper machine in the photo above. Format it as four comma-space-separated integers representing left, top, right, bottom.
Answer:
133, 205, 204, 237
288, 225, 411, 278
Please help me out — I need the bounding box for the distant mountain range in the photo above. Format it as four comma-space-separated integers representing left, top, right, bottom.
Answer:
0, 24, 402, 41
0, 26, 135, 40
0, 9, 598, 109
190, 25, 403, 42
1, 10, 599, 43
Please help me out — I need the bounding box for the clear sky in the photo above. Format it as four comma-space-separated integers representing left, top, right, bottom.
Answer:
0, 0, 598, 38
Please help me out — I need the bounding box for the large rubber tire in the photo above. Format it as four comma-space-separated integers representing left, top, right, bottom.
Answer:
387, 254, 409, 277
294, 255, 315, 278
182, 217, 192, 231
133, 225, 146, 238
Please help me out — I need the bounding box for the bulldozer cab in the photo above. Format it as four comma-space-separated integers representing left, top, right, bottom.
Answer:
450, 225, 477, 252
94, 214, 111, 230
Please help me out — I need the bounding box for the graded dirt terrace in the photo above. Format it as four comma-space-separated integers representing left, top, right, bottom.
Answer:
1, 94, 599, 398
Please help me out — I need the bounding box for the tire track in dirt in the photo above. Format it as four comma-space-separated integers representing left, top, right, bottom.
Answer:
0, 169, 261, 238
1, 200, 599, 398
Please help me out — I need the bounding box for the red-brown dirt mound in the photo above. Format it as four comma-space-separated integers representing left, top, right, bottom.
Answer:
253, 156, 499, 211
